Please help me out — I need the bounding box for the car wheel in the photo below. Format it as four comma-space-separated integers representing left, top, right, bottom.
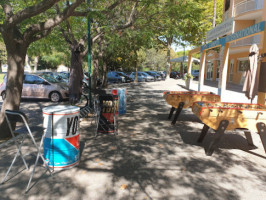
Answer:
1, 91, 6, 100
50, 92, 61, 102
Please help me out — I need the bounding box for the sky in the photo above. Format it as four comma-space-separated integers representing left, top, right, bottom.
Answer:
171, 43, 193, 52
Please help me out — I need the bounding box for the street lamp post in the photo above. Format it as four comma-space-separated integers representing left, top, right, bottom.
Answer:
87, 0, 92, 107
0, 50, 3, 73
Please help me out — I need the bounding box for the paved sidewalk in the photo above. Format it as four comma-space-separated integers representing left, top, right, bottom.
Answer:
186, 79, 258, 103
0, 79, 266, 200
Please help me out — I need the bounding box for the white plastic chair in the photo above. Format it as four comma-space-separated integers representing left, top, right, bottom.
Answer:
1, 109, 52, 192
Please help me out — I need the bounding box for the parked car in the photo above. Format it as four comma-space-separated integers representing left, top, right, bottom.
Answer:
170, 72, 179, 79
59, 71, 89, 87
84, 72, 102, 86
191, 70, 199, 79
0, 73, 69, 102
129, 72, 146, 82
146, 71, 161, 80
40, 72, 68, 84
116, 71, 133, 83
158, 71, 166, 79
107, 71, 125, 83
140, 72, 155, 82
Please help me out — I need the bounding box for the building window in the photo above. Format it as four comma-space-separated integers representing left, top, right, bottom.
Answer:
238, 60, 249, 72
225, 0, 230, 11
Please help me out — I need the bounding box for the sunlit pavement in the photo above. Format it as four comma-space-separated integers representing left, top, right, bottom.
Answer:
0, 78, 265, 200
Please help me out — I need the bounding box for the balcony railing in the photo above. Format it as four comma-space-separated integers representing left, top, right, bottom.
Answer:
206, 18, 234, 42
230, 34, 261, 48
234, 0, 264, 17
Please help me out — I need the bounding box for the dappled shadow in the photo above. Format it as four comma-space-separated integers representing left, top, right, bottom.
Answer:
0, 80, 266, 199
177, 84, 196, 91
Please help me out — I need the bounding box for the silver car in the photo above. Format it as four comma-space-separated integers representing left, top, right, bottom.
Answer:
0, 73, 69, 102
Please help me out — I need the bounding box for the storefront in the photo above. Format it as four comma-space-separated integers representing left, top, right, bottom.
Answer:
187, 21, 266, 103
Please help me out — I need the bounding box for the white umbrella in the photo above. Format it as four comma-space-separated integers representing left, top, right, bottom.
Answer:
242, 44, 259, 103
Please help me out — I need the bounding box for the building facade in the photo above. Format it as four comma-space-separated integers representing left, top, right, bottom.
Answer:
188, 0, 266, 104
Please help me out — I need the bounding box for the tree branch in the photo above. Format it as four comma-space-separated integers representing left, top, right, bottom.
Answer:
102, 0, 127, 15
23, 0, 84, 42
112, 0, 138, 30
2, 3, 13, 21
29, 29, 52, 44
7, 0, 60, 26
59, 23, 74, 46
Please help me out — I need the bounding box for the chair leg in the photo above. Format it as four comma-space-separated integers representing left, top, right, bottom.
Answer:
206, 120, 229, 156
25, 134, 52, 192
171, 102, 185, 125
1, 135, 28, 184
256, 122, 266, 153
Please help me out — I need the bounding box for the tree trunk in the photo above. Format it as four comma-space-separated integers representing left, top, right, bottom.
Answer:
166, 40, 171, 79
133, 49, 138, 83
0, 41, 26, 138
134, 65, 138, 83
92, 57, 99, 89
34, 56, 39, 72
69, 47, 84, 104
102, 56, 108, 88
213, 0, 217, 28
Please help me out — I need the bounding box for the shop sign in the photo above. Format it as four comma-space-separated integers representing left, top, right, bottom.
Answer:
207, 18, 234, 42
201, 21, 265, 52
225, 21, 265, 43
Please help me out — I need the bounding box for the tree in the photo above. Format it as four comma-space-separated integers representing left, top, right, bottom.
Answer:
0, 0, 85, 138
148, 0, 206, 78
0, 41, 7, 73
213, 0, 217, 28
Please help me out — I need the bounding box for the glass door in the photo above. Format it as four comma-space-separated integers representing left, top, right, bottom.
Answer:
216, 61, 220, 81
206, 62, 213, 80
228, 60, 234, 82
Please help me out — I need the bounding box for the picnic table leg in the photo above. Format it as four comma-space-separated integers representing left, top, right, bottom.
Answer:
171, 102, 185, 125
168, 107, 176, 120
197, 124, 210, 143
206, 120, 229, 156
244, 130, 254, 146
256, 122, 266, 153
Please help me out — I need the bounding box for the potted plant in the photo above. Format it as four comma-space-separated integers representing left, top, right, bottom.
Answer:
184, 73, 194, 89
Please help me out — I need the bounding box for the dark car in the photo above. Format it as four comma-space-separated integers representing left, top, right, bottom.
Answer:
116, 71, 133, 83
146, 71, 161, 80
170, 72, 179, 79
107, 71, 125, 83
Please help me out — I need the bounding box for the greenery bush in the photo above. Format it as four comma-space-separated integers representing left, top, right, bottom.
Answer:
184, 73, 194, 81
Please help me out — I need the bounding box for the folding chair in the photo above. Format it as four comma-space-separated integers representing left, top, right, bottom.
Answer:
1, 110, 52, 192
79, 94, 93, 118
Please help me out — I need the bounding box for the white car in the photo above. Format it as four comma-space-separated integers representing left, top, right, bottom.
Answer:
0, 73, 69, 102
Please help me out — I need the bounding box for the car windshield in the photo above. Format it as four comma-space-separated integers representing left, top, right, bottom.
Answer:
60, 72, 69, 78
117, 72, 125, 76
39, 74, 60, 83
